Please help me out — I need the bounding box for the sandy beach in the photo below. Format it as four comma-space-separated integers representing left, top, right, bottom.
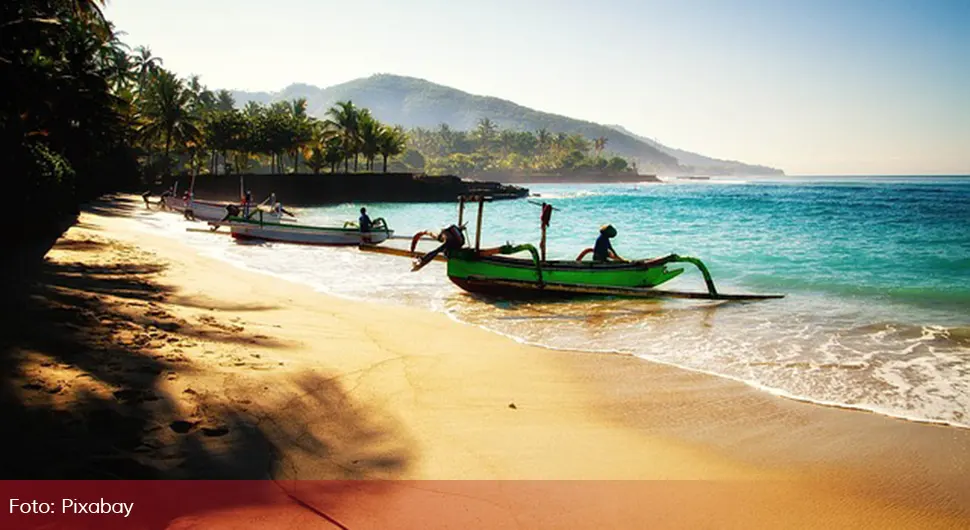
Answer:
4, 195, 970, 528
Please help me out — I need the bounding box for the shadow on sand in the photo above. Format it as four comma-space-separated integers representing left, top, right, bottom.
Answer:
0, 201, 414, 524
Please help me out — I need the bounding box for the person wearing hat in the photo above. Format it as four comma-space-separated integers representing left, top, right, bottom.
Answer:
593, 224, 626, 262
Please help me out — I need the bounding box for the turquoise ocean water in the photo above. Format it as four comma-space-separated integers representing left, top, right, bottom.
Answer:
136, 176, 970, 428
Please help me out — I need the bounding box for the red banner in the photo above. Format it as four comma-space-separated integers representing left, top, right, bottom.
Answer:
1, 479, 962, 529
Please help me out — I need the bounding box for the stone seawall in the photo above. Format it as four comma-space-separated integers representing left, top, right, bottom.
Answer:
158, 173, 529, 205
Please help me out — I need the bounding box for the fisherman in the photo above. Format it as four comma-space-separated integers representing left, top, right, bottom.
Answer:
214, 203, 241, 229
593, 224, 626, 262
270, 196, 291, 217
358, 207, 372, 233
158, 186, 174, 209
359, 207, 373, 244
243, 190, 254, 217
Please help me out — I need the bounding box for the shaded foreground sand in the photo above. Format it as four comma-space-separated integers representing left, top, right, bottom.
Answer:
3, 195, 969, 528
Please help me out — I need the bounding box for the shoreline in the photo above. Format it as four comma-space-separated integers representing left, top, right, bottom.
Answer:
138, 202, 970, 433
5, 195, 970, 525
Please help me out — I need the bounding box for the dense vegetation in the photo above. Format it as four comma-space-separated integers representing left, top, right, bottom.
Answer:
232, 74, 782, 176
2, 1, 416, 254
233, 75, 682, 174
4, 1, 139, 250
408, 120, 635, 177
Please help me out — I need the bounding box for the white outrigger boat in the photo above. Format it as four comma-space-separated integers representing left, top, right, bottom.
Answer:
221, 213, 394, 246
156, 177, 289, 223
161, 194, 289, 223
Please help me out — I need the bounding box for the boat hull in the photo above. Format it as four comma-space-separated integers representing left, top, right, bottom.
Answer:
446, 253, 685, 298
162, 197, 282, 223
228, 219, 393, 246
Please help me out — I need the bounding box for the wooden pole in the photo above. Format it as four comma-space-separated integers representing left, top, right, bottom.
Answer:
475, 200, 484, 251
458, 197, 465, 227
540, 225, 546, 262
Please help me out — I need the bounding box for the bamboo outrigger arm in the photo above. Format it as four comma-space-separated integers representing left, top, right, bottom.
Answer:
661, 255, 719, 297
481, 243, 544, 286
410, 230, 440, 252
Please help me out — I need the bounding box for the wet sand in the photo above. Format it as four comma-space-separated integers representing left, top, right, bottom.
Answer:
3, 195, 969, 528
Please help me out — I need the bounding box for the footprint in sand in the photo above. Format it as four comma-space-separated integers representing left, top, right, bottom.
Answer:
169, 420, 198, 434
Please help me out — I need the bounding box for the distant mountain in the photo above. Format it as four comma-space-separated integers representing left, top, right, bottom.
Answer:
230, 74, 783, 176
605, 124, 784, 176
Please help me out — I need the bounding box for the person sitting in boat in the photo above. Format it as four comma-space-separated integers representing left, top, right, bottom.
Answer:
593, 224, 627, 262
271, 199, 294, 218
359, 207, 372, 233
359, 207, 373, 244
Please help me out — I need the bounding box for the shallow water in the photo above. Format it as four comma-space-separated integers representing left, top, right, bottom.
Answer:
135, 176, 970, 428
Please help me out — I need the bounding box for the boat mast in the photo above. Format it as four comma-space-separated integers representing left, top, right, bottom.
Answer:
475, 199, 484, 251
188, 172, 197, 200
540, 205, 547, 262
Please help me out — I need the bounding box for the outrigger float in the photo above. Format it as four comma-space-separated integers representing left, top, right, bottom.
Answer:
408, 195, 783, 301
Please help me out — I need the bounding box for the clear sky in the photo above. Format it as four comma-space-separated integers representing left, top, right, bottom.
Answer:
104, 0, 969, 175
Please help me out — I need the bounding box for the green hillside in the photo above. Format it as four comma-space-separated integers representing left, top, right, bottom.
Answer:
231, 74, 783, 175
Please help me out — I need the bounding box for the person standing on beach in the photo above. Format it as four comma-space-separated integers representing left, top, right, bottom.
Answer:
243, 190, 253, 217
593, 224, 626, 262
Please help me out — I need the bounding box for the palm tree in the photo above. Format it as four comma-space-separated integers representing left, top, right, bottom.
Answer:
474, 117, 497, 150
69, 0, 109, 36
535, 128, 551, 152
300, 118, 337, 174
323, 136, 344, 173
99, 22, 134, 91
131, 46, 163, 92
288, 98, 312, 172
325, 100, 360, 172
594, 136, 608, 156
215, 90, 235, 112
185, 74, 215, 113
70, 0, 107, 19
376, 126, 407, 173
138, 70, 200, 176
357, 110, 381, 171
567, 133, 591, 154
499, 130, 518, 157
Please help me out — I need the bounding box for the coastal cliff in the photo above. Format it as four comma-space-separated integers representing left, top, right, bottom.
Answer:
159, 173, 529, 205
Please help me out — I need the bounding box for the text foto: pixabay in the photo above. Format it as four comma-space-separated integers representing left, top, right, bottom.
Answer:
10, 499, 133, 517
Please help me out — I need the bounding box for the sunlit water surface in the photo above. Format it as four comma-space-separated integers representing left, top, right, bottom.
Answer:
134, 176, 970, 428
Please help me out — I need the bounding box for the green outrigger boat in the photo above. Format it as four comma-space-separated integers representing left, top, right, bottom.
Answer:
410, 196, 783, 301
